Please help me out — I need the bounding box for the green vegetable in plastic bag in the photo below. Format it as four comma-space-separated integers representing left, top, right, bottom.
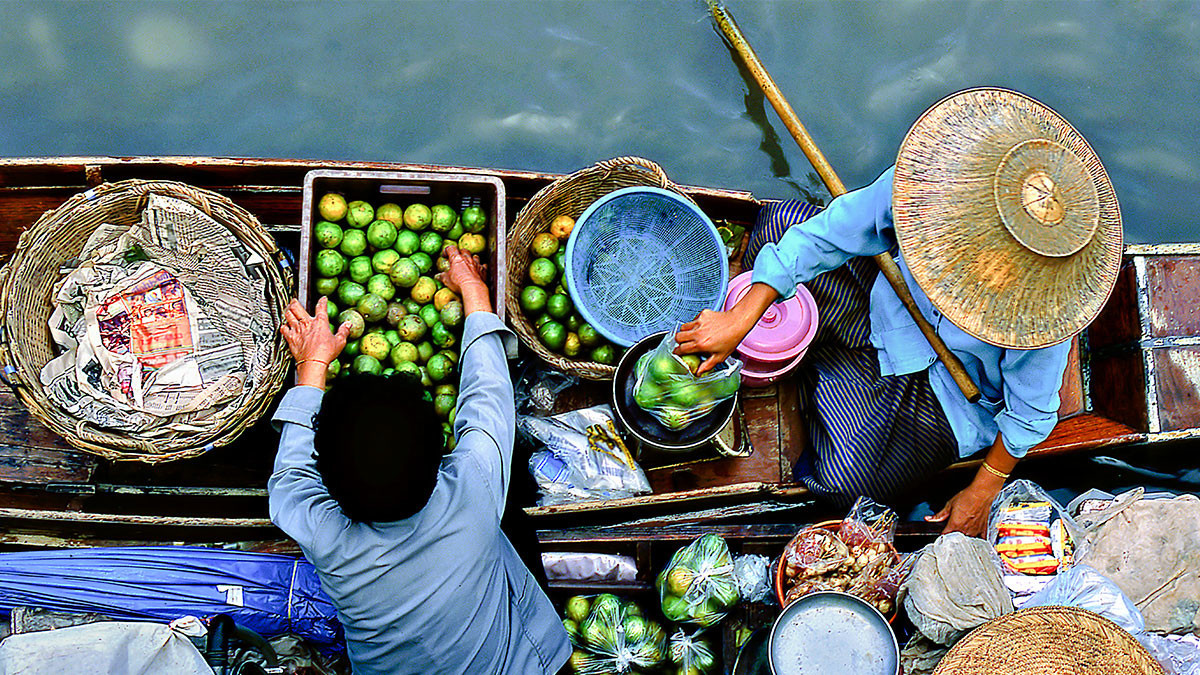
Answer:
657, 533, 740, 626
668, 628, 719, 675
632, 332, 741, 430
562, 593, 669, 674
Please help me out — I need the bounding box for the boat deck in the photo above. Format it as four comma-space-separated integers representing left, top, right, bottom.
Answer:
0, 157, 1195, 554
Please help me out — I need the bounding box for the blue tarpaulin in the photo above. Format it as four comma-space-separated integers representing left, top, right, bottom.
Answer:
0, 547, 342, 649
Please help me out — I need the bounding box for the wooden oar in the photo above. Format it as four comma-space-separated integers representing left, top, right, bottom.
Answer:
707, 1, 981, 403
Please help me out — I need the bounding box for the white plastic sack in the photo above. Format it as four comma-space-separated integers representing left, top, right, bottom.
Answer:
541, 552, 638, 583
1025, 564, 1145, 634
0, 620, 211, 675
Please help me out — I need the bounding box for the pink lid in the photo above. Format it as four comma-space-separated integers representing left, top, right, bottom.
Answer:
724, 271, 819, 362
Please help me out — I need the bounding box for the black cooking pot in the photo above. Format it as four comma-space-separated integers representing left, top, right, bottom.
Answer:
610, 331, 737, 452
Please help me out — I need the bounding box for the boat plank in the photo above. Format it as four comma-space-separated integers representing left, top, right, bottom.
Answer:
1153, 346, 1200, 431
1089, 260, 1140, 350
1145, 256, 1200, 337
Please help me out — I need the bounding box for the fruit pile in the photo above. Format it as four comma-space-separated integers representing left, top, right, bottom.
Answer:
657, 533, 740, 627
309, 191, 489, 450
518, 215, 623, 366
562, 594, 669, 674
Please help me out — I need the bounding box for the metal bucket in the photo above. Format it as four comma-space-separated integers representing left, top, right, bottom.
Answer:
767, 592, 900, 675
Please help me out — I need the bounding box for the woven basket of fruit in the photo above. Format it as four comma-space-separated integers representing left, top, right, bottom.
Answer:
507, 156, 692, 380
0, 179, 293, 462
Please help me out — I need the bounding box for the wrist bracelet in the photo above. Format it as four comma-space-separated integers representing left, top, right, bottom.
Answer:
981, 461, 1010, 480
296, 359, 329, 367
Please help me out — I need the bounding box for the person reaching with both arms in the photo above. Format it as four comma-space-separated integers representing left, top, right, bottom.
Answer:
269, 245, 570, 675
676, 88, 1122, 536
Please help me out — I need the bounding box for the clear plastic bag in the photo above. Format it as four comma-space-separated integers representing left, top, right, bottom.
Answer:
657, 533, 740, 626
779, 497, 901, 615
667, 628, 719, 675
632, 332, 742, 430
521, 404, 651, 505
562, 594, 669, 675
1025, 563, 1144, 633
987, 479, 1085, 576
513, 359, 578, 415
1136, 633, 1200, 675
732, 554, 772, 604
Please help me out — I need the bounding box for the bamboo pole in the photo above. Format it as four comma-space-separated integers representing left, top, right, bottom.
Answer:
707, 1, 981, 402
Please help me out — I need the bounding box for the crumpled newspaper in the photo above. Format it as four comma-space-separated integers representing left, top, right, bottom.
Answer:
40, 194, 274, 434
899, 533, 1014, 646
1077, 493, 1200, 634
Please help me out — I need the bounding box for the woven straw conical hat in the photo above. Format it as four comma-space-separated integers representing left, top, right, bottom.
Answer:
893, 87, 1122, 349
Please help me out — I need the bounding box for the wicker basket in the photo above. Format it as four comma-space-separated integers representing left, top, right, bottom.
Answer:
507, 156, 692, 380
0, 179, 293, 463
933, 606, 1164, 675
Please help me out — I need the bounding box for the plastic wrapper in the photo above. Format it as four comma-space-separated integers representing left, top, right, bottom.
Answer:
987, 480, 1084, 576
899, 533, 1014, 646
1136, 633, 1200, 675
542, 552, 638, 584
732, 554, 772, 604
779, 497, 901, 615
513, 359, 578, 415
561, 594, 668, 675
521, 404, 651, 505
657, 534, 740, 626
632, 332, 741, 430
667, 628, 719, 675
1025, 563, 1144, 633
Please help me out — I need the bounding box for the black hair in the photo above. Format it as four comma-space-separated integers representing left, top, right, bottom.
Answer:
313, 373, 444, 523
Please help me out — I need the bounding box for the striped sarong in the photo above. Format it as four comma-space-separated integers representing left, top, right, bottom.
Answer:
746, 200, 958, 503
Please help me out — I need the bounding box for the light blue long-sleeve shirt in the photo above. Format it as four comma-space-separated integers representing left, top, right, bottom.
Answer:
752, 166, 1071, 459
268, 312, 570, 675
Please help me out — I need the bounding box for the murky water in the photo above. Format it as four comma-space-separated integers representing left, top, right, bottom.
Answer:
2, 0, 1198, 501
2, 1, 1198, 245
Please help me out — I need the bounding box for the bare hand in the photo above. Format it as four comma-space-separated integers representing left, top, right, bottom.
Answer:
437, 245, 492, 315
437, 245, 487, 295
925, 480, 1001, 537
674, 309, 748, 375
280, 297, 350, 386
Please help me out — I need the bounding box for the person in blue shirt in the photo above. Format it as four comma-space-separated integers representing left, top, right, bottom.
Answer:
676, 89, 1121, 538
270, 245, 570, 675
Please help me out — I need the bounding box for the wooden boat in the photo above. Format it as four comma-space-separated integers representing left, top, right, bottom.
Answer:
0, 156, 1196, 566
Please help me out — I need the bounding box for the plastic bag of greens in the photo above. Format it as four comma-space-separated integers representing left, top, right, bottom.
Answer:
657, 534, 740, 626
561, 593, 668, 675
667, 628, 719, 675
632, 332, 741, 430
521, 404, 651, 505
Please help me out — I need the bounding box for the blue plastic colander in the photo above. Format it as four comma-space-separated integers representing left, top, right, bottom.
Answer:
564, 186, 729, 347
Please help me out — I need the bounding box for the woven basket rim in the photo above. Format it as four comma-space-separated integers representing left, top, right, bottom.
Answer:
0, 178, 293, 462
506, 156, 692, 380
933, 605, 1164, 675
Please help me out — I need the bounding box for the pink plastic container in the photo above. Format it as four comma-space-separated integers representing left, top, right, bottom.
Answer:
724, 272, 819, 386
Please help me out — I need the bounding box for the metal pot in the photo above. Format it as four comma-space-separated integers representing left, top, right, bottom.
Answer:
610, 331, 737, 453
767, 591, 900, 675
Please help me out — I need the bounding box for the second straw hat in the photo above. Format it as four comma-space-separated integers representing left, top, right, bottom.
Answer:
892, 87, 1122, 349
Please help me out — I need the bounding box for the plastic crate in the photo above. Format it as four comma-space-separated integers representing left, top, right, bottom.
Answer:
299, 169, 507, 324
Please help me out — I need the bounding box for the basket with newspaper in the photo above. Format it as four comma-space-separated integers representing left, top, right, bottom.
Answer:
0, 180, 293, 462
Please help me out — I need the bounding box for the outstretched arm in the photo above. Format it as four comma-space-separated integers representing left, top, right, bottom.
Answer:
438, 246, 516, 519
926, 434, 1015, 536
268, 297, 351, 548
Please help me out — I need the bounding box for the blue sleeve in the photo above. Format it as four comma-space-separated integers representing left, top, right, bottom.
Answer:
451, 312, 519, 520
751, 166, 897, 299
995, 340, 1073, 458
267, 385, 348, 549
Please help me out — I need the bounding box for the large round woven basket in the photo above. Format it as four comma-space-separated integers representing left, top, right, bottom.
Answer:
933, 606, 1164, 675
507, 156, 692, 380
0, 179, 293, 463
